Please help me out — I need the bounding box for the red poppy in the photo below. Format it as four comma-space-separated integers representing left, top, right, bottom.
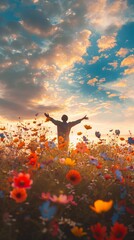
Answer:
12, 173, 33, 189
66, 170, 82, 185
104, 174, 112, 180
109, 222, 128, 240
10, 188, 27, 203
90, 223, 107, 240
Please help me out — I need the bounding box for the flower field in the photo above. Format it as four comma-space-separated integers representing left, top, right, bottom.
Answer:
0, 121, 134, 240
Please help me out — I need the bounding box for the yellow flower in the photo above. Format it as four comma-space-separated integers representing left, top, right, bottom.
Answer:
64, 158, 76, 167
71, 226, 87, 237
90, 200, 113, 213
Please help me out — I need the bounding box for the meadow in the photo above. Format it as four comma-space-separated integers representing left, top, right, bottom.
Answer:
0, 120, 134, 240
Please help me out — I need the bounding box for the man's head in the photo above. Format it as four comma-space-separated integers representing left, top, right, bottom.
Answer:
61, 114, 68, 122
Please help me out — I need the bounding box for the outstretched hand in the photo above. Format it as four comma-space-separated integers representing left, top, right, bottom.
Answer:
44, 113, 49, 118
83, 115, 88, 120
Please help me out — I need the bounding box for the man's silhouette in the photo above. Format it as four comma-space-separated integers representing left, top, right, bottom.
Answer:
44, 113, 88, 150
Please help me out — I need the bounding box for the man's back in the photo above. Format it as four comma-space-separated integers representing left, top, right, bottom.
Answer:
44, 113, 88, 150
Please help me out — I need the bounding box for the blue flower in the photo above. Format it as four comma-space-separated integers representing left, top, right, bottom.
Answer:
128, 137, 134, 145
0, 190, 4, 198
95, 131, 101, 138
115, 169, 122, 181
39, 201, 57, 220
100, 152, 113, 161
0, 133, 5, 138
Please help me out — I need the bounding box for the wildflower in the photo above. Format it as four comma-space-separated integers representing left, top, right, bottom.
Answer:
39, 201, 57, 220
77, 132, 82, 135
76, 142, 89, 153
90, 223, 107, 240
50, 194, 77, 205
104, 174, 112, 180
109, 222, 128, 240
128, 137, 134, 145
59, 158, 65, 164
12, 173, 33, 189
84, 124, 92, 130
71, 226, 87, 237
50, 219, 59, 237
66, 170, 82, 185
95, 131, 101, 138
28, 152, 38, 161
18, 141, 25, 149
120, 137, 125, 141
10, 188, 27, 203
90, 200, 113, 213
41, 192, 51, 200
64, 158, 76, 167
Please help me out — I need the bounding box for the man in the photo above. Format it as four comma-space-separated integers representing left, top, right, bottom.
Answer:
44, 113, 88, 150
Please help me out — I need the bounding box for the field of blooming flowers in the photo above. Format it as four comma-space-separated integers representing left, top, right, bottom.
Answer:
0, 120, 134, 240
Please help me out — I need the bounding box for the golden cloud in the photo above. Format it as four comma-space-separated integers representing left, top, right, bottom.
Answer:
121, 55, 134, 67
121, 55, 134, 75
116, 48, 129, 57
87, 78, 98, 86
97, 35, 117, 52
89, 56, 99, 64
33, 30, 92, 72
108, 93, 117, 98
108, 61, 118, 69
112, 81, 127, 88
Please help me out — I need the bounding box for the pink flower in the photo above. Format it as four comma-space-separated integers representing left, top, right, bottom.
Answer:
50, 194, 77, 205
59, 158, 65, 164
41, 192, 51, 200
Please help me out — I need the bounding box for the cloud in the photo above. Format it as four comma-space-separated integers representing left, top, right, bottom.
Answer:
0, 0, 9, 11
85, 0, 129, 34
89, 56, 99, 64
108, 61, 118, 69
87, 78, 98, 86
108, 93, 117, 98
121, 55, 134, 67
97, 35, 117, 52
100, 75, 134, 100
116, 48, 129, 57
20, 8, 58, 37
121, 54, 134, 75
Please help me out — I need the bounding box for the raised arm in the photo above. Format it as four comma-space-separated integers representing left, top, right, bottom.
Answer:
69, 115, 88, 127
44, 113, 59, 125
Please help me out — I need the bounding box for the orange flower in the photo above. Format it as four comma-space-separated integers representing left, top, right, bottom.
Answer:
76, 142, 89, 153
12, 173, 33, 189
90, 223, 107, 240
13, 138, 19, 143
77, 132, 83, 135
10, 188, 27, 203
18, 141, 25, 149
109, 222, 128, 240
71, 226, 87, 237
90, 200, 113, 213
120, 137, 125, 141
66, 170, 82, 185
84, 125, 92, 130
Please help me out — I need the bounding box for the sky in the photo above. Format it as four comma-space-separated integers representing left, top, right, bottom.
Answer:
0, 0, 134, 139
